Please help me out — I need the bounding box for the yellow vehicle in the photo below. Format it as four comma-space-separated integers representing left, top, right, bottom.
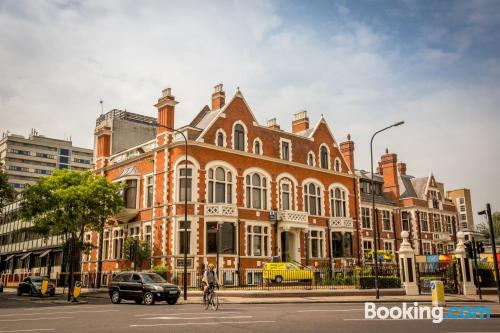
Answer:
263, 262, 314, 283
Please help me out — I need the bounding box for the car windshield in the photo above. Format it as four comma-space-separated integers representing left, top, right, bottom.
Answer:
141, 273, 165, 283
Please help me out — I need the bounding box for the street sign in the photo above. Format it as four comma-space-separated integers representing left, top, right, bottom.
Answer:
269, 210, 277, 221
73, 281, 81, 300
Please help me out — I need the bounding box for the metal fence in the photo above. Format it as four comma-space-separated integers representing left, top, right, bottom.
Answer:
1, 265, 402, 291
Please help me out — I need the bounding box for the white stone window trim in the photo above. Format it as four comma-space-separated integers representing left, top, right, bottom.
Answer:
252, 137, 264, 155
319, 143, 331, 169
232, 120, 248, 152
334, 158, 342, 172
302, 178, 325, 216
308, 226, 326, 258
276, 173, 299, 211
279, 137, 293, 161
113, 176, 141, 210
307, 151, 316, 167
205, 160, 238, 205
361, 206, 372, 229
172, 216, 197, 256
243, 168, 272, 210
381, 209, 392, 231
215, 128, 227, 148
204, 218, 238, 256
328, 183, 350, 218
143, 173, 154, 209
173, 157, 200, 204
245, 222, 271, 257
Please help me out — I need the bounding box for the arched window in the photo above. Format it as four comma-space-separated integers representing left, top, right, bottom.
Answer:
217, 132, 224, 147
207, 166, 233, 204
334, 159, 341, 172
307, 152, 315, 166
245, 173, 268, 209
330, 187, 347, 217
280, 181, 291, 211
253, 138, 262, 155
304, 183, 321, 215
320, 146, 329, 169
234, 124, 245, 151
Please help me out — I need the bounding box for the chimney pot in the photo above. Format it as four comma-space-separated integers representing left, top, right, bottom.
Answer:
162, 87, 172, 97
266, 118, 280, 130
398, 162, 407, 176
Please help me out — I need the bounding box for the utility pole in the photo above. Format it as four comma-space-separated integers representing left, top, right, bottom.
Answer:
478, 204, 500, 303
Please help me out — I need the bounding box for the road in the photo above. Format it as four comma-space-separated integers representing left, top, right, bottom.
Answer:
0, 291, 499, 333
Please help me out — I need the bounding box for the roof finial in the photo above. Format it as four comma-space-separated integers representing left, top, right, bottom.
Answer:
347, 133, 351, 141
385, 148, 389, 154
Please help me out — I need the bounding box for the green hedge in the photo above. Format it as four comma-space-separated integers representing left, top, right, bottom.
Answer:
359, 276, 401, 289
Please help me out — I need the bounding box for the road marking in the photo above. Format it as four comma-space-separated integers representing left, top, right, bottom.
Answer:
0, 329, 55, 333
143, 315, 252, 320
135, 311, 240, 317
0, 310, 118, 317
130, 320, 275, 327
298, 309, 362, 313
0, 317, 72, 322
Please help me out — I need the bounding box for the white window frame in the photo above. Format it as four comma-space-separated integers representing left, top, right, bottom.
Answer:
232, 121, 248, 152
246, 223, 270, 257
206, 165, 235, 204
143, 173, 154, 208
303, 181, 323, 216
279, 138, 292, 161
334, 158, 342, 172
309, 228, 325, 258
422, 241, 432, 255
307, 151, 316, 167
420, 212, 429, 232
215, 128, 227, 148
245, 172, 269, 210
382, 210, 392, 231
361, 207, 371, 229
253, 138, 263, 155
363, 239, 373, 259
329, 185, 348, 217
319, 144, 330, 169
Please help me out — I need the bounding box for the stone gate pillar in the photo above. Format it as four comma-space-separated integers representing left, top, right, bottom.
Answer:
454, 231, 476, 296
397, 231, 419, 296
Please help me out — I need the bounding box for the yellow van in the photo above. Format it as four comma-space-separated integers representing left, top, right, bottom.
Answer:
263, 262, 314, 283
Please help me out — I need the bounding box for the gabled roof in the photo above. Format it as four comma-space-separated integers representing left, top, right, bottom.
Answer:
411, 176, 429, 199
189, 105, 211, 128
399, 174, 418, 199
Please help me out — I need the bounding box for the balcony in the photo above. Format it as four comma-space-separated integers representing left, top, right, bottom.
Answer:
433, 232, 451, 242
329, 217, 354, 230
204, 204, 238, 217
278, 210, 308, 230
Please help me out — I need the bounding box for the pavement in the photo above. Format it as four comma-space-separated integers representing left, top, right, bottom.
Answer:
0, 294, 499, 333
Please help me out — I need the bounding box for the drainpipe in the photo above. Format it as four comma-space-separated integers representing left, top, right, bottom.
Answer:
416, 210, 422, 255
392, 210, 398, 266
237, 218, 241, 286
327, 219, 333, 272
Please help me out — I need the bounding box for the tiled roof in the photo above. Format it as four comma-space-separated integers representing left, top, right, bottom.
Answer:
411, 177, 429, 199
399, 175, 418, 199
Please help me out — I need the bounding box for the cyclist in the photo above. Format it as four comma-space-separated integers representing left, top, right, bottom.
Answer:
202, 263, 220, 301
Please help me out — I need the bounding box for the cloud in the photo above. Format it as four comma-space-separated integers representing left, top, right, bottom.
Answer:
0, 0, 499, 217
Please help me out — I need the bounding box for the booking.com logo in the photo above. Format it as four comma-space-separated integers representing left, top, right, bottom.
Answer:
365, 302, 491, 324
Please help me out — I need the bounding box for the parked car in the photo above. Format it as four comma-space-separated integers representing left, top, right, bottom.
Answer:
0, 279, 4, 292
263, 262, 314, 283
17, 276, 55, 296
109, 272, 180, 305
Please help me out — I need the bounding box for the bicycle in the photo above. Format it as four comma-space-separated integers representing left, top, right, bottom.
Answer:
203, 283, 219, 311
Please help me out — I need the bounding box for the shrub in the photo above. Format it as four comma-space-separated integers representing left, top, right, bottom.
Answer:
359, 276, 401, 289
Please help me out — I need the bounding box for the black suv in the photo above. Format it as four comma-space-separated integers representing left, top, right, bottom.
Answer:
109, 272, 180, 305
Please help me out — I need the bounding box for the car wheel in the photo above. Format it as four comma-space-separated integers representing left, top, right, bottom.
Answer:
166, 298, 177, 305
17, 288, 22, 296
110, 290, 121, 304
143, 292, 155, 305
275, 275, 283, 283
134, 299, 143, 304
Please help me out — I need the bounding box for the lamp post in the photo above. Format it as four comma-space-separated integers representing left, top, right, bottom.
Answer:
478, 204, 500, 303
370, 121, 404, 299
152, 121, 189, 301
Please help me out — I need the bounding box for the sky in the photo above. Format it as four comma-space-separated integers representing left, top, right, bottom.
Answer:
1, 0, 499, 224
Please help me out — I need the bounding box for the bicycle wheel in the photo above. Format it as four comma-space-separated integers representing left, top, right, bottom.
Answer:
210, 292, 219, 311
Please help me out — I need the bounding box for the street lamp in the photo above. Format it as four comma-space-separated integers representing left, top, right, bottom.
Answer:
370, 121, 405, 299
151, 121, 189, 301
478, 204, 500, 303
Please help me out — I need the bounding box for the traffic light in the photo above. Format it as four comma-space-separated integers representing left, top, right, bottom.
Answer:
476, 241, 485, 254
464, 241, 473, 258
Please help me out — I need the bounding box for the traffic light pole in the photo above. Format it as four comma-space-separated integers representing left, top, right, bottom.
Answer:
486, 204, 500, 303
472, 237, 482, 300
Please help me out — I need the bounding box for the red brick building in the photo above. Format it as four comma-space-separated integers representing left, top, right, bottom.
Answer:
84, 85, 359, 281
83, 84, 464, 282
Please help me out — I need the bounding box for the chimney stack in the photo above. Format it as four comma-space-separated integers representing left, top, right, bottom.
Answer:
339, 134, 355, 171
211, 83, 225, 111
266, 118, 280, 130
380, 148, 400, 201
398, 162, 407, 176
154, 87, 178, 133
292, 111, 309, 133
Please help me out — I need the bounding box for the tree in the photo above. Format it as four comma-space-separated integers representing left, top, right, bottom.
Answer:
123, 238, 151, 271
20, 169, 124, 299
477, 211, 500, 240
0, 163, 15, 213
